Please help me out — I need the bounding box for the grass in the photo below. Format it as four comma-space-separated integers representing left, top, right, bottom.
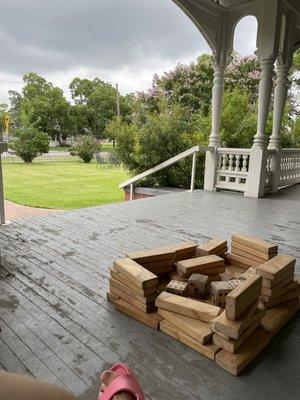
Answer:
3, 160, 130, 210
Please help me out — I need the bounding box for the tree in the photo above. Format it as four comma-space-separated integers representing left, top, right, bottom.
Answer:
69, 78, 118, 139
71, 135, 101, 163
9, 73, 71, 140
10, 112, 50, 163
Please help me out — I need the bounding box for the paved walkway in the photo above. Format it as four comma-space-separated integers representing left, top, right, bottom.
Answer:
4, 200, 61, 221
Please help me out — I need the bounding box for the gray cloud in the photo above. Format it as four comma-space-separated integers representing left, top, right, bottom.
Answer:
0, 0, 256, 102
0, 0, 209, 75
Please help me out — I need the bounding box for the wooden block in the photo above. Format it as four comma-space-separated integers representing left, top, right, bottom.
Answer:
232, 246, 267, 264
107, 291, 119, 303
188, 274, 210, 298
261, 274, 294, 296
110, 268, 157, 296
113, 258, 158, 289
196, 238, 227, 256
213, 318, 262, 354
126, 247, 174, 263
215, 328, 270, 375
226, 275, 262, 320
110, 286, 156, 313
211, 301, 260, 340
224, 265, 245, 279
140, 259, 174, 269
264, 284, 300, 308
109, 278, 158, 304
158, 309, 212, 344
166, 280, 188, 297
155, 291, 221, 322
261, 298, 300, 337
210, 280, 242, 307
177, 255, 225, 278
231, 241, 275, 261
226, 253, 260, 269
237, 267, 257, 281
256, 255, 295, 284
115, 298, 163, 330
159, 320, 220, 361
171, 241, 198, 261
261, 279, 298, 302
231, 234, 278, 254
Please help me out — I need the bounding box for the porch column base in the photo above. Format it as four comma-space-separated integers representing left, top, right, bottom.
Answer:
245, 147, 267, 198
204, 148, 218, 191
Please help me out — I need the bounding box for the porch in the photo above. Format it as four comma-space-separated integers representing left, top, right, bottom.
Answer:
0, 187, 299, 400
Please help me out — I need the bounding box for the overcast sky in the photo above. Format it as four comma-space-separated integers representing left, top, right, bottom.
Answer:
0, 0, 257, 104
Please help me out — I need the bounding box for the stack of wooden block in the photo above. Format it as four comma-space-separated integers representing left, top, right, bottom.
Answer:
196, 238, 227, 258
211, 274, 269, 375
108, 258, 163, 329
126, 241, 197, 276
257, 254, 300, 308
176, 255, 225, 279
226, 234, 278, 277
156, 291, 221, 360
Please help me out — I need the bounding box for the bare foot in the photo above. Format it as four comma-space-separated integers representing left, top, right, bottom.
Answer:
100, 370, 135, 400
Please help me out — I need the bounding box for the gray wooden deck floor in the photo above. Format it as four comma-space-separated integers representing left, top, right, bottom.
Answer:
0, 186, 299, 400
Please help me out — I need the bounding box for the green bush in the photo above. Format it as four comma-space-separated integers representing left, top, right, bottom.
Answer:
10, 123, 50, 163
71, 135, 101, 163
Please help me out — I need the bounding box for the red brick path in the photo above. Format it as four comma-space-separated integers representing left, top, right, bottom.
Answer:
5, 200, 61, 221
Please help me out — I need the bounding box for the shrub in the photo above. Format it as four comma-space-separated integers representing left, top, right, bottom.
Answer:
10, 123, 50, 163
71, 135, 101, 163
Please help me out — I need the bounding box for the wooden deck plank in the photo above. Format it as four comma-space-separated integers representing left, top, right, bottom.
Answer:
0, 186, 299, 400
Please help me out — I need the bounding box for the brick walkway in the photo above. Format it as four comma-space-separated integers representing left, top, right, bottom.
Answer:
4, 200, 61, 221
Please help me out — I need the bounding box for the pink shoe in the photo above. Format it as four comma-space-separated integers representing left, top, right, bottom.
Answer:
98, 363, 145, 400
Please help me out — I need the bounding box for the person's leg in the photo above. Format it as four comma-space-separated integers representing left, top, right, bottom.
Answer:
0, 371, 77, 400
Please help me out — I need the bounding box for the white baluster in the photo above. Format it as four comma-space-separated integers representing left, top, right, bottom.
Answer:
228, 154, 234, 171
235, 154, 241, 172
242, 155, 248, 172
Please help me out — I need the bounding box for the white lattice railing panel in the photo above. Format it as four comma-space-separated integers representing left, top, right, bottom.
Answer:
265, 149, 276, 190
279, 149, 300, 187
215, 149, 250, 192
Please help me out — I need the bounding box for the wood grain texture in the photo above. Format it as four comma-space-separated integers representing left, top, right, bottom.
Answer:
159, 319, 220, 361
115, 298, 163, 330
215, 328, 271, 376
225, 275, 262, 320
211, 301, 260, 339
113, 258, 158, 289
158, 308, 212, 344
155, 291, 221, 322
257, 255, 295, 283
231, 234, 278, 254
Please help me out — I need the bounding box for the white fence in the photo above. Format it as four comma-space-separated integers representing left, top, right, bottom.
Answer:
2, 151, 72, 163
278, 149, 300, 188
215, 148, 250, 192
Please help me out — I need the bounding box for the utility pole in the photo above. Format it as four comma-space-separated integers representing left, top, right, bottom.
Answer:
116, 83, 121, 117
114, 83, 121, 147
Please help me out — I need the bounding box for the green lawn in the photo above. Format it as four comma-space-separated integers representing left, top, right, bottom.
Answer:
3, 161, 130, 209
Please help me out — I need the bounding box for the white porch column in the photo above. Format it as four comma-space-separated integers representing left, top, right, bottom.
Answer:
245, 59, 275, 198
269, 62, 289, 150
204, 63, 225, 190
268, 61, 290, 192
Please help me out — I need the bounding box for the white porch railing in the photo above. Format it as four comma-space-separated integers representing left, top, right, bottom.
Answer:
119, 145, 213, 200
119, 145, 300, 200
278, 148, 300, 188
215, 148, 251, 192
